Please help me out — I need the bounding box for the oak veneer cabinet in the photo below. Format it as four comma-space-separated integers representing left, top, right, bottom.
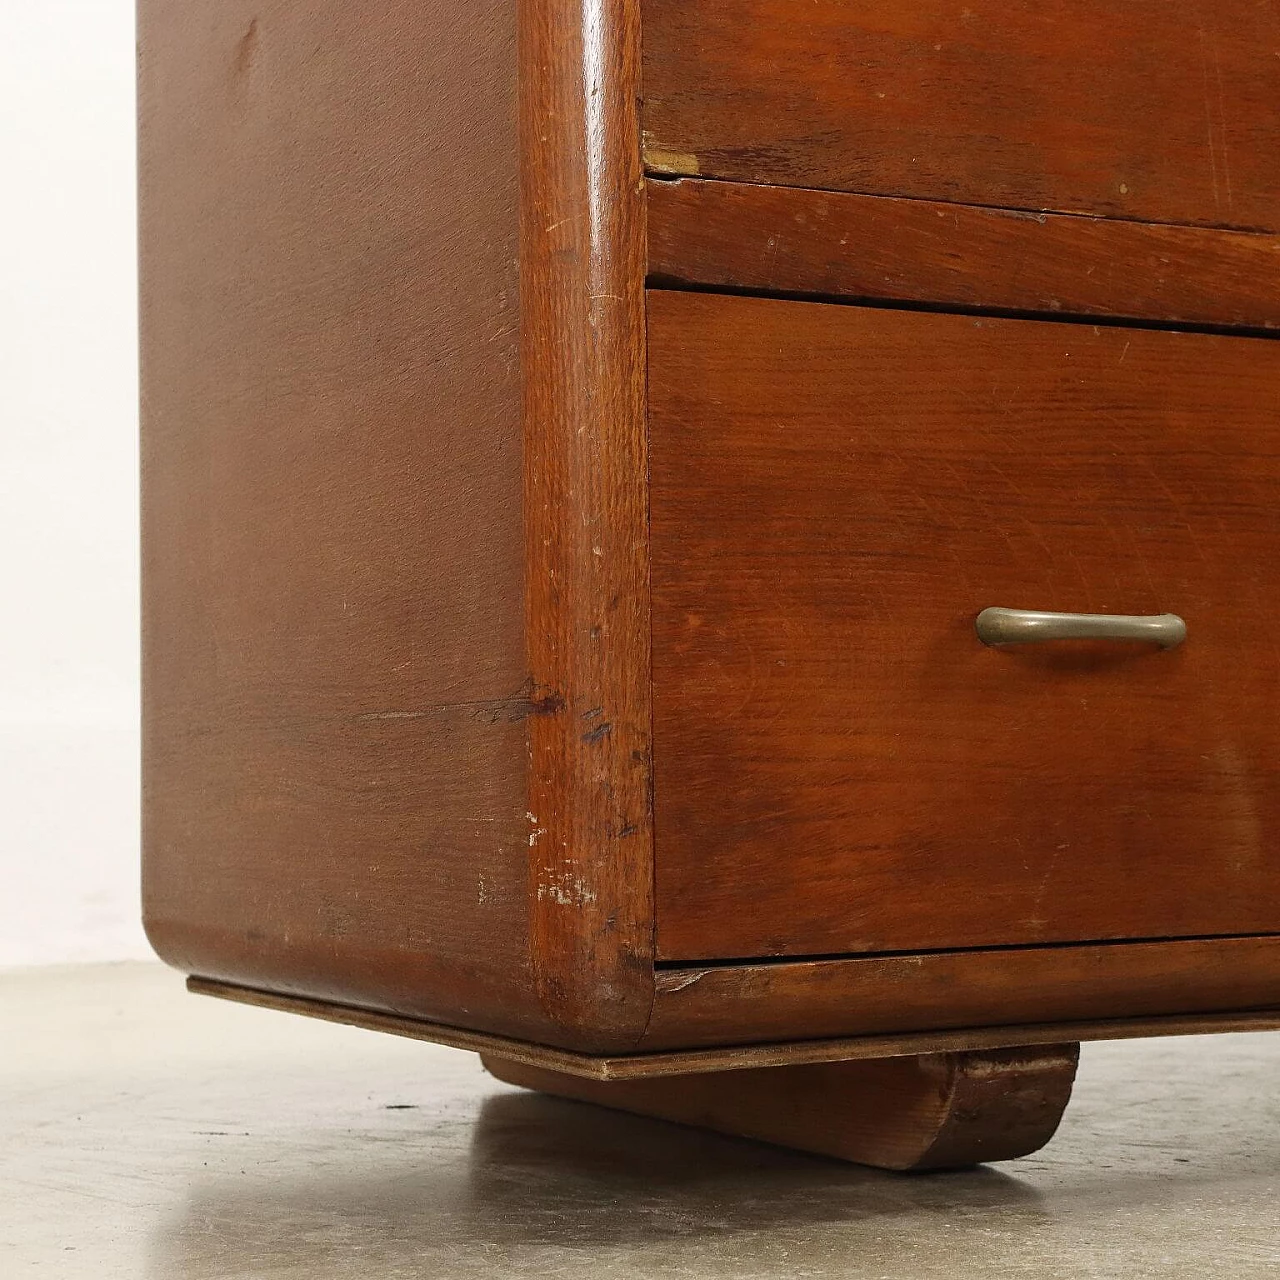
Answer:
140, 0, 1280, 1168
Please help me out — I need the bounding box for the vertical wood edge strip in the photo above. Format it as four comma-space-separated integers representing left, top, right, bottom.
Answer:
520, 0, 655, 1050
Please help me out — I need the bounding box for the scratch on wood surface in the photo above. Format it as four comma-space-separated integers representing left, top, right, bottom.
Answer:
659, 970, 710, 994
356, 702, 525, 725
642, 136, 700, 176
995, 208, 1048, 224
544, 213, 583, 235
1197, 26, 1235, 213
536, 867, 599, 907
1211, 34, 1235, 211
353, 686, 563, 727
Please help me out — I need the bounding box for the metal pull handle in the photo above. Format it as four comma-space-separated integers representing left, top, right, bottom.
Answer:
976, 607, 1187, 649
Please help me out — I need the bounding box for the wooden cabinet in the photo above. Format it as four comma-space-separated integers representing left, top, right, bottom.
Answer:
140, 0, 1280, 1168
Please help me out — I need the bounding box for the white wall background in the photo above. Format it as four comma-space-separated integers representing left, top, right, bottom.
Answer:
0, 1, 149, 964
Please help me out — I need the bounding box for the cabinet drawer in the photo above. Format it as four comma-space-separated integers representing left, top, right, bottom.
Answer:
643, 0, 1280, 232
649, 291, 1280, 961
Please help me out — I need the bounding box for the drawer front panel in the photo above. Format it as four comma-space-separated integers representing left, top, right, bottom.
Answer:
642, 0, 1280, 232
649, 291, 1280, 961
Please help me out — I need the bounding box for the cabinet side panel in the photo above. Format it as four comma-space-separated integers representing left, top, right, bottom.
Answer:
140, 0, 542, 1035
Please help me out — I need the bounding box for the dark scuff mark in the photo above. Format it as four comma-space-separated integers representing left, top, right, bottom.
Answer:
353, 681, 565, 727
530, 689, 566, 716
234, 18, 259, 77
581, 721, 613, 745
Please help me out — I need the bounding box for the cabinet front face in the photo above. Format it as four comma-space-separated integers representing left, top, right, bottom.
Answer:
648, 290, 1280, 963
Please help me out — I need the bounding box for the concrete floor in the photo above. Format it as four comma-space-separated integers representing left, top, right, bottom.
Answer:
3, 964, 1277, 1278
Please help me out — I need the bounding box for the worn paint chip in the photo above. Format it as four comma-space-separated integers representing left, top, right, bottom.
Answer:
643, 144, 700, 176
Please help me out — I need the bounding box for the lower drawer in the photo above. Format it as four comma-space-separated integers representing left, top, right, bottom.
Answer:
648, 290, 1280, 962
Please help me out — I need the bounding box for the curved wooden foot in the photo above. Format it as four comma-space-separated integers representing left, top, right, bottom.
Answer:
482, 1043, 1080, 1171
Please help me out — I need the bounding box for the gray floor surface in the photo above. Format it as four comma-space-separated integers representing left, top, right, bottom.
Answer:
3, 962, 1277, 1278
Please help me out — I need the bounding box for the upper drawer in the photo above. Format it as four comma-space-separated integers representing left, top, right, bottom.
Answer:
642, 0, 1280, 232
649, 290, 1280, 962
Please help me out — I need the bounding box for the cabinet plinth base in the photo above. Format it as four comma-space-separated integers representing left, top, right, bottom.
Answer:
482, 1043, 1081, 1171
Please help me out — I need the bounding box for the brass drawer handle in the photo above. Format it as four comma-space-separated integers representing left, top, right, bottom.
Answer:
976, 607, 1187, 649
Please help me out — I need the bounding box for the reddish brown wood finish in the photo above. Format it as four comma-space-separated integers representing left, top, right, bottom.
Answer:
641, 937, 1280, 1050
521, 0, 655, 1047
482, 1044, 1081, 1169
648, 179, 1280, 329
141, 0, 654, 1052
139, 0, 541, 1035
649, 290, 1280, 962
192, 973, 1280, 1076
642, 0, 1280, 231
143, 0, 1280, 1080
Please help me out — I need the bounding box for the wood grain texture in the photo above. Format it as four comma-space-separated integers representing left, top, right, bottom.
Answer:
521, 0, 655, 1049
648, 178, 1280, 329
482, 1044, 1080, 1169
649, 290, 1280, 962
141, 0, 656, 1051
190, 974, 1280, 1079
139, 0, 553, 1035
642, 0, 1280, 231
642, 937, 1280, 1050
144, 0, 1280, 1063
